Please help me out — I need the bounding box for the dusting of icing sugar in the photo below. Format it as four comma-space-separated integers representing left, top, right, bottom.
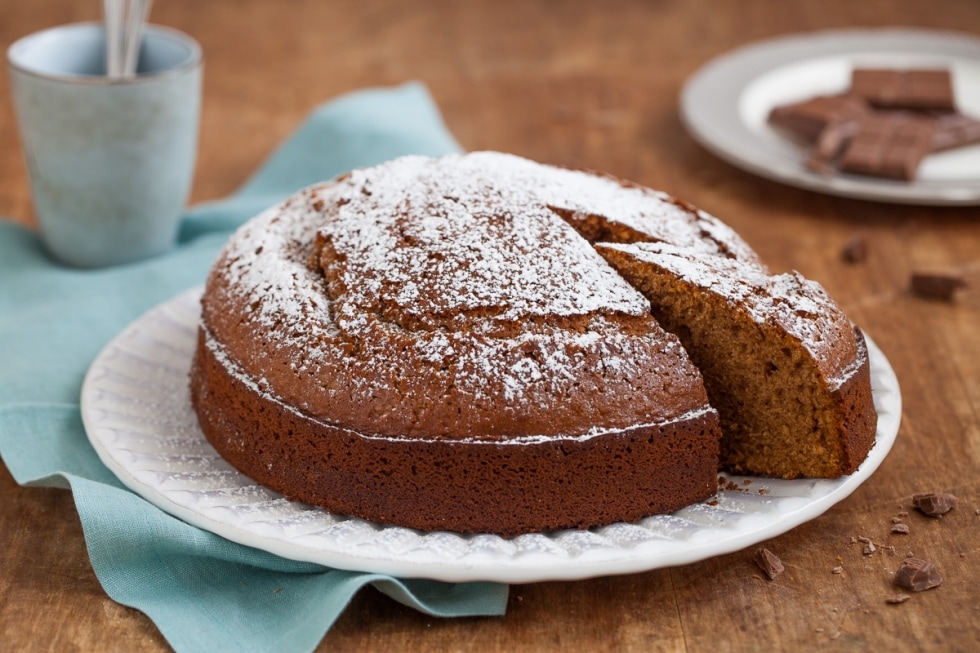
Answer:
597, 241, 860, 389
318, 153, 654, 327
204, 152, 723, 439
204, 324, 715, 444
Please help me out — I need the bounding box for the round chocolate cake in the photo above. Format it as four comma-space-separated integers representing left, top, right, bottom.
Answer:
189, 151, 877, 535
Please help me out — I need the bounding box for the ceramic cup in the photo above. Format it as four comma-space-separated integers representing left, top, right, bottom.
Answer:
8, 23, 202, 267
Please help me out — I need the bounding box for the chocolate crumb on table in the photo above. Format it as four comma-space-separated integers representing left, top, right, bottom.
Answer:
894, 557, 943, 592
891, 523, 910, 535
912, 492, 958, 516
887, 593, 912, 605
754, 547, 785, 580
910, 273, 967, 301
841, 233, 869, 264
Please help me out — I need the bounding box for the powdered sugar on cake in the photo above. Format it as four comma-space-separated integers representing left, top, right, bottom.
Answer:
201, 152, 730, 441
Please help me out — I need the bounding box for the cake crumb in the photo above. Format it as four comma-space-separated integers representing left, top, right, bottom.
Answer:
891, 523, 910, 534
887, 593, 911, 604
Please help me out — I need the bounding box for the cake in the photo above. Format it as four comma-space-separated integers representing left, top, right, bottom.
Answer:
189, 151, 878, 535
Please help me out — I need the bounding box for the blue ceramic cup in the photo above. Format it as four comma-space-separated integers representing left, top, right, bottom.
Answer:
8, 23, 202, 267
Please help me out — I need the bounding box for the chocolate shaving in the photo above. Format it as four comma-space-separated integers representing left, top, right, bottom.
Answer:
886, 593, 912, 604
755, 547, 785, 580
912, 492, 958, 517
910, 272, 967, 301
894, 557, 943, 592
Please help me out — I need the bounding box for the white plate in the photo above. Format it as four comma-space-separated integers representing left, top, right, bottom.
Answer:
80, 288, 901, 583
680, 28, 980, 205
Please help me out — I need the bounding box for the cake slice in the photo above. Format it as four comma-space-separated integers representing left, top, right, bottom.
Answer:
596, 242, 877, 478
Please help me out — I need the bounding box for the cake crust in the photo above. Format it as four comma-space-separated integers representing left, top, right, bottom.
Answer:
191, 328, 721, 535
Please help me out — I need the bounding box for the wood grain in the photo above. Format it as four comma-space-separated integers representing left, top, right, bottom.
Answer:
2, 1, 979, 651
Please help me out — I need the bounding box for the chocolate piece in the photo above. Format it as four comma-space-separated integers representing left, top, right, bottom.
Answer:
805, 153, 838, 176
839, 113, 935, 181
755, 547, 785, 580
894, 557, 943, 592
912, 492, 958, 516
910, 273, 967, 301
886, 593, 912, 604
931, 113, 980, 151
768, 95, 868, 143
841, 233, 868, 264
851, 69, 956, 112
891, 523, 910, 534
815, 119, 861, 160
806, 119, 863, 173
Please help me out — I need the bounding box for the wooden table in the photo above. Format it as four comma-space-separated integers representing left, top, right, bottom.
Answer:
2, 1, 979, 650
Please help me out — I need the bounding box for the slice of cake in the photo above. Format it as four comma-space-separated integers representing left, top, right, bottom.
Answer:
596, 241, 877, 478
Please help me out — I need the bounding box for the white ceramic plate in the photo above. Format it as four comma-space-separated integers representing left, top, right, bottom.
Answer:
80, 288, 901, 583
680, 28, 980, 205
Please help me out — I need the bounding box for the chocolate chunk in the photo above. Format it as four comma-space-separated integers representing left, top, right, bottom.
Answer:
910, 273, 967, 301
894, 557, 943, 592
839, 113, 935, 181
851, 69, 956, 112
912, 492, 958, 516
841, 233, 869, 263
931, 112, 980, 151
816, 119, 861, 160
886, 593, 912, 604
768, 95, 868, 143
754, 547, 785, 580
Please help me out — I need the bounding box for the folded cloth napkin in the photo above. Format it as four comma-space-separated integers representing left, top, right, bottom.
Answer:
0, 82, 508, 653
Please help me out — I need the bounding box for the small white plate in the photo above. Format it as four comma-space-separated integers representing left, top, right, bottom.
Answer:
680, 28, 980, 205
80, 288, 901, 583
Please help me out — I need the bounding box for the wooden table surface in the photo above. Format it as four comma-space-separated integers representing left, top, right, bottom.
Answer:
2, 1, 979, 651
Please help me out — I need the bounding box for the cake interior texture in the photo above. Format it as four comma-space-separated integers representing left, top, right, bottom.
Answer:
597, 243, 877, 479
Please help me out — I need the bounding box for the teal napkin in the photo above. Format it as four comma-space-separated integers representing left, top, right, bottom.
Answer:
0, 82, 508, 653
